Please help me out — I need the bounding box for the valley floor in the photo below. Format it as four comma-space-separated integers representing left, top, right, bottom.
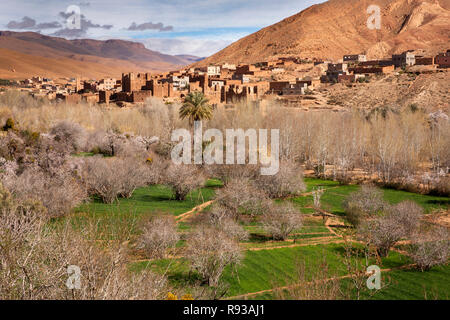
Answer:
68, 177, 450, 300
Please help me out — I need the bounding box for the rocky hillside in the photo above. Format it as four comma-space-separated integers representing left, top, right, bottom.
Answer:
196, 0, 450, 66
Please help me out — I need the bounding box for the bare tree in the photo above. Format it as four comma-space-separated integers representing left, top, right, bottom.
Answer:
162, 164, 204, 201
409, 225, 449, 271
212, 178, 269, 221
340, 241, 388, 300
137, 216, 180, 259
343, 185, 388, 227
185, 227, 242, 287
210, 217, 249, 242
357, 201, 422, 257
253, 160, 306, 198
8, 166, 87, 218
388, 200, 423, 236
263, 202, 303, 241
312, 187, 325, 211
82, 157, 148, 203
207, 164, 259, 186
50, 120, 87, 153
0, 187, 169, 300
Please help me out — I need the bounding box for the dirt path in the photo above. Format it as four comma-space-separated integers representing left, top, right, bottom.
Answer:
175, 200, 214, 223
225, 264, 416, 300
244, 237, 345, 251
277, 186, 341, 201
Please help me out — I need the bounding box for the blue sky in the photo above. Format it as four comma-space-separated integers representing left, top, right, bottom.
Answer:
1, 0, 324, 56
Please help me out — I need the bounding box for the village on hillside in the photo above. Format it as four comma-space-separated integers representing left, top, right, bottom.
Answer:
2, 49, 449, 107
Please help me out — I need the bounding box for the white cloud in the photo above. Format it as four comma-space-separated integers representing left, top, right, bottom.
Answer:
139, 38, 232, 57
1, 0, 325, 56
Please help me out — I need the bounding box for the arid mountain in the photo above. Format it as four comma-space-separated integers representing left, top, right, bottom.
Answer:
197, 0, 450, 66
0, 31, 199, 79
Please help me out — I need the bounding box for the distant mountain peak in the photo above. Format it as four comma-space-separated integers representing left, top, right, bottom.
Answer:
196, 0, 450, 66
0, 31, 201, 79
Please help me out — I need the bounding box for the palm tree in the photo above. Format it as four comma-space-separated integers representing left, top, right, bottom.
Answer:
179, 91, 213, 125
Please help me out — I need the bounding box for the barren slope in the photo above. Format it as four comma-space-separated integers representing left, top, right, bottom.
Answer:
0, 31, 199, 79
197, 0, 450, 66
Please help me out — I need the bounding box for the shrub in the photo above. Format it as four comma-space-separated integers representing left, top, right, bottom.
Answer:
50, 120, 87, 153
357, 201, 422, 257
2, 117, 17, 131
253, 160, 306, 198
137, 216, 180, 259
343, 185, 389, 226
211, 217, 249, 241
212, 178, 269, 221
388, 200, 423, 236
312, 187, 325, 210
4, 166, 86, 218
0, 131, 25, 160
86, 130, 148, 158
358, 216, 404, 257
162, 164, 204, 201
0, 183, 46, 237
82, 157, 148, 203
207, 164, 259, 186
185, 227, 242, 287
0, 210, 168, 299
263, 202, 303, 240
409, 225, 449, 271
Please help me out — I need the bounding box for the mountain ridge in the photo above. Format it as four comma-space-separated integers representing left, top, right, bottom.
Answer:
0, 31, 200, 79
195, 0, 450, 66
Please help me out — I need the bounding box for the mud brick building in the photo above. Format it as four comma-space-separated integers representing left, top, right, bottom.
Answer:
348, 65, 395, 74
269, 81, 292, 94
169, 76, 189, 90
189, 81, 202, 93
282, 82, 307, 95
189, 74, 209, 93
338, 74, 356, 83
131, 90, 152, 103
435, 50, 450, 68
122, 73, 150, 92
235, 64, 259, 75
219, 68, 233, 79
392, 51, 416, 68
207, 66, 221, 76
98, 78, 116, 91
57, 93, 81, 103
209, 78, 242, 88
222, 84, 257, 103
359, 60, 394, 67
296, 78, 320, 90
415, 56, 435, 65
322, 63, 349, 82
221, 63, 236, 70
343, 54, 367, 63
99, 90, 112, 104
145, 79, 174, 98
232, 73, 251, 83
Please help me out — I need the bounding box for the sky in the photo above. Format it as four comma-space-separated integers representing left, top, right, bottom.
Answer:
0, 0, 324, 57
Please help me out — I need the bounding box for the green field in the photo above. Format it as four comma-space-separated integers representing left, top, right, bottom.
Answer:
70, 177, 449, 299
293, 178, 449, 216
133, 243, 431, 299
76, 184, 216, 217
